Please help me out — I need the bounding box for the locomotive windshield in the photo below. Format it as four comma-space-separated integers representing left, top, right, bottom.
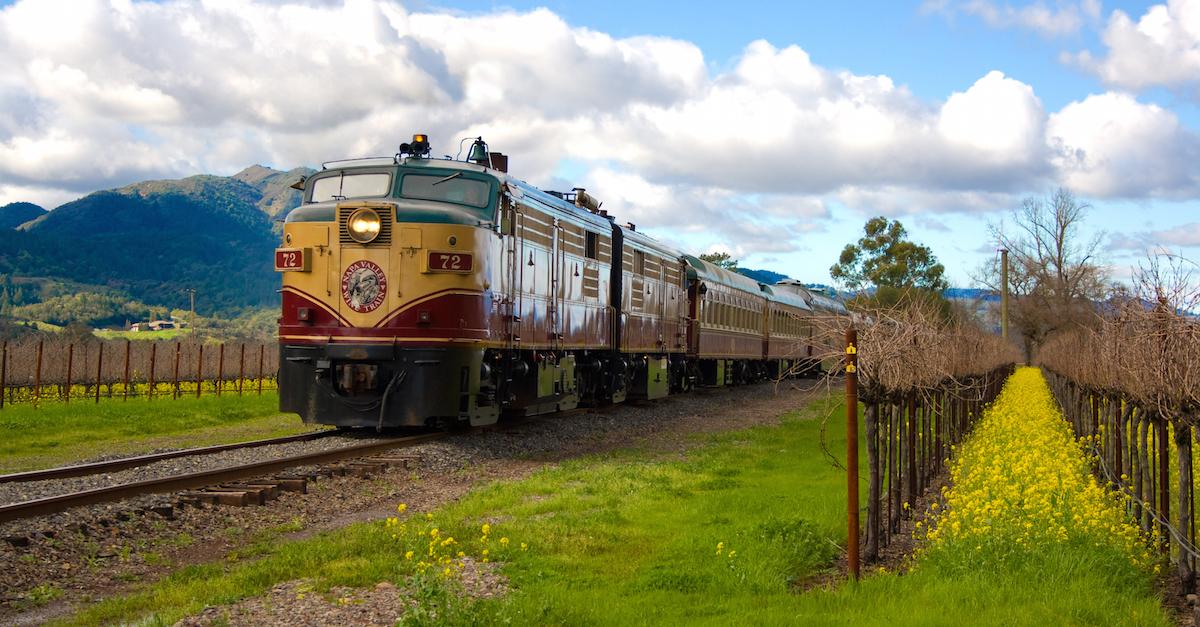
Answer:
310, 172, 391, 202
400, 174, 490, 209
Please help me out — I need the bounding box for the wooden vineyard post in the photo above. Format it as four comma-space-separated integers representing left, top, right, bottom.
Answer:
196, 344, 203, 399
65, 343, 74, 403
148, 343, 157, 400
257, 345, 265, 395
33, 339, 43, 408
238, 343, 245, 395
845, 326, 860, 581
865, 401, 880, 562
0, 341, 6, 410
1176, 423, 1195, 592
906, 391, 917, 513
172, 342, 181, 400
122, 340, 131, 401
1159, 418, 1171, 551
216, 343, 225, 397
95, 343, 103, 404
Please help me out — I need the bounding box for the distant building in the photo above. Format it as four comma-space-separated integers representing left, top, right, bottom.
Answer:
128, 320, 177, 332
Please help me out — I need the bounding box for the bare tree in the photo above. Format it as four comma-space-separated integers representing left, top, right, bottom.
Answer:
977, 188, 1107, 360
1134, 252, 1200, 314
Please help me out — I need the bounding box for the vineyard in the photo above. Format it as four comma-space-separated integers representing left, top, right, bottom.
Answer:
1039, 300, 1200, 593
846, 304, 1019, 560
0, 337, 279, 407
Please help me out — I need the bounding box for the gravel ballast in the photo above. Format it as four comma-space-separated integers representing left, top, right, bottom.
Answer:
0, 379, 830, 625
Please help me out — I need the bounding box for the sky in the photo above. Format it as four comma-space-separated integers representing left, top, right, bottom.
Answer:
1, 0, 1199, 287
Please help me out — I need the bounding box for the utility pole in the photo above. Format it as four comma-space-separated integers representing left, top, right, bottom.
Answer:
186, 288, 197, 337
999, 249, 1009, 341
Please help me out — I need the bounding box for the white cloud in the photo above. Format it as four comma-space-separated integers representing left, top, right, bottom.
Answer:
1071, 0, 1200, 90
925, 0, 1100, 36
0, 0, 1197, 258
836, 185, 1018, 215
1154, 222, 1200, 246
1107, 222, 1200, 253
581, 167, 827, 257
1047, 92, 1200, 197
0, 182, 79, 210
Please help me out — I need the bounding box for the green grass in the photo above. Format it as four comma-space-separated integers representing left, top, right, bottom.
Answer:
0, 392, 317, 472
59, 394, 1167, 626
93, 328, 188, 341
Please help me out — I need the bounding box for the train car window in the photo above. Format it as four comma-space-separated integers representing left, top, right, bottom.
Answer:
634, 250, 645, 275
310, 172, 391, 202
401, 174, 491, 209
586, 232, 598, 260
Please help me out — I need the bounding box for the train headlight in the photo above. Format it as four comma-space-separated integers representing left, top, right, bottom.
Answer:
347, 208, 382, 244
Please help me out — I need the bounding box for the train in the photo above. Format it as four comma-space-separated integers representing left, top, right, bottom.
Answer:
275, 134, 850, 429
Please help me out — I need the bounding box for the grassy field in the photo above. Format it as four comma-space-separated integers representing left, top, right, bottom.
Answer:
0, 392, 316, 472
58, 388, 1168, 626
92, 328, 188, 341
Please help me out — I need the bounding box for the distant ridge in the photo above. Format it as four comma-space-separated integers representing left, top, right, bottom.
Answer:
0, 202, 46, 230
0, 166, 311, 314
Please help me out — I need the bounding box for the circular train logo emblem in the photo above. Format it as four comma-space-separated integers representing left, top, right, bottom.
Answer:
341, 260, 388, 313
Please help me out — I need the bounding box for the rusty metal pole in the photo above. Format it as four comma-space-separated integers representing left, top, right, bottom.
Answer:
845, 326, 860, 581
65, 343, 74, 403
172, 342, 181, 400
0, 341, 7, 410
95, 344, 103, 404
33, 339, 43, 408
122, 340, 131, 401
148, 342, 157, 400
238, 343, 245, 395
196, 344, 203, 399
216, 343, 225, 397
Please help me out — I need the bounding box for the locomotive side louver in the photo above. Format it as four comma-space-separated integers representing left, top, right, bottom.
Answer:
339, 205, 392, 245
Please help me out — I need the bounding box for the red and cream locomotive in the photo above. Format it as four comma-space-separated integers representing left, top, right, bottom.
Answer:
275, 135, 843, 429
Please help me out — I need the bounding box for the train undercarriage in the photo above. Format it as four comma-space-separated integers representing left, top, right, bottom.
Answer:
281, 342, 822, 430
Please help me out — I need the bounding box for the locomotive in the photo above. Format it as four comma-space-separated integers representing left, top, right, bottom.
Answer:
275, 135, 846, 429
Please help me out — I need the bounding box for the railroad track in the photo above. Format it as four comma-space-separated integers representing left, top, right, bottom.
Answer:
0, 432, 445, 524
0, 430, 339, 484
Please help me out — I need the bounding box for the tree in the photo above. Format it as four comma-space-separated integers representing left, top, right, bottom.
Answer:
698, 252, 738, 270
979, 188, 1106, 360
831, 217, 948, 292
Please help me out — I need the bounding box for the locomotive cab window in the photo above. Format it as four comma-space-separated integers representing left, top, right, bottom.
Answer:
310, 172, 392, 203
400, 174, 491, 209
634, 250, 645, 275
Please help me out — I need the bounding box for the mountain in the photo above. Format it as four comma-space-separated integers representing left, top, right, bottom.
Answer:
736, 267, 789, 285
944, 287, 997, 302
231, 165, 312, 218
0, 166, 309, 315
0, 202, 46, 229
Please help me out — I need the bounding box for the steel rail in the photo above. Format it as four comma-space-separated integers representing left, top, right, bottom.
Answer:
0, 432, 444, 523
0, 430, 339, 484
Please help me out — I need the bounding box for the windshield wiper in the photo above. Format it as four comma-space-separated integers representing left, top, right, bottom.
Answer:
431, 172, 462, 186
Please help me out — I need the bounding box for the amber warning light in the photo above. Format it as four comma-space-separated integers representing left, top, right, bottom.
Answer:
275, 248, 311, 272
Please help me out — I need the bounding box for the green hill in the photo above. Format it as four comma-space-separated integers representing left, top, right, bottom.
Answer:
0, 166, 312, 318
0, 202, 46, 229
